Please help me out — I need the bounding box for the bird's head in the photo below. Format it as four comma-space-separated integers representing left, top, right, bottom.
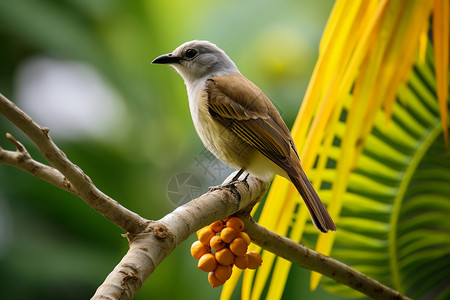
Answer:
152, 40, 239, 84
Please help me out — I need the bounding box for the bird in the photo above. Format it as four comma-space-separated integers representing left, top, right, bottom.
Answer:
152, 40, 336, 233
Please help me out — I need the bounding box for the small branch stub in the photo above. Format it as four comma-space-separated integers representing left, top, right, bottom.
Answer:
6, 132, 25, 151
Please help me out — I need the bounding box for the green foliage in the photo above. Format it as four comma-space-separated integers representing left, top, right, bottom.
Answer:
319, 47, 450, 299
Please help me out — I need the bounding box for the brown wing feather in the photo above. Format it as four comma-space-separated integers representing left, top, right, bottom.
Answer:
208, 74, 295, 143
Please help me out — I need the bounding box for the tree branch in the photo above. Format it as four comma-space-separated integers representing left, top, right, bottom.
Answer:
0, 92, 410, 300
92, 175, 269, 299
0, 92, 147, 234
239, 214, 410, 300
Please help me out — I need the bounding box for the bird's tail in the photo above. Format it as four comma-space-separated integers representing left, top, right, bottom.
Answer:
289, 169, 336, 233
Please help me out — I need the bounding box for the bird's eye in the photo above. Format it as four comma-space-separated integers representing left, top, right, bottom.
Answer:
185, 49, 198, 59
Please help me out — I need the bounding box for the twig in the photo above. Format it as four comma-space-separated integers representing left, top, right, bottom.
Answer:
0, 92, 147, 234
239, 214, 410, 300
0, 133, 78, 194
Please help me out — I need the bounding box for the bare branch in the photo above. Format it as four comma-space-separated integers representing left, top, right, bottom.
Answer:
0, 93, 147, 234
92, 171, 408, 300
239, 214, 410, 300
0, 133, 78, 194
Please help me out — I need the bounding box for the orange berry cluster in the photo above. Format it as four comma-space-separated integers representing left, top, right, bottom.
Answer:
191, 216, 262, 288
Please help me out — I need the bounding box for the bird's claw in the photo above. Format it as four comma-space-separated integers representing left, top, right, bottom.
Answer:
208, 171, 250, 205
208, 180, 242, 205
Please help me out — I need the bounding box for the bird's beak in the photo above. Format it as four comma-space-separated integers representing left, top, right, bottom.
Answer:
152, 53, 181, 64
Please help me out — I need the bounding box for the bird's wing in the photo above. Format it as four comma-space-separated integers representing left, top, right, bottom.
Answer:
206, 73, 298, 176
207, 73, 336, 233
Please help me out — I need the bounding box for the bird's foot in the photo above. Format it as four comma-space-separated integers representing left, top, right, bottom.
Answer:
208, 170, 249, 204
208, 182, 242, 204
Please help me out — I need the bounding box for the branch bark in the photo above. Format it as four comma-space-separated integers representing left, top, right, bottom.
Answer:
0, 92, 410, 300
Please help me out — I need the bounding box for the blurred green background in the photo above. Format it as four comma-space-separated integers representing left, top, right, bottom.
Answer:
0, 0, 341, 299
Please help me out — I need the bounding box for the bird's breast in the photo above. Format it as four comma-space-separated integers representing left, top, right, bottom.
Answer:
187, 83, 254, 170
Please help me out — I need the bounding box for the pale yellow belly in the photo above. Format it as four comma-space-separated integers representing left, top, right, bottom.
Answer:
196, 111, 254, 169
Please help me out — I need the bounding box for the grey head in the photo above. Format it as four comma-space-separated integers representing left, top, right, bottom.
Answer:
152, 40, 239, 84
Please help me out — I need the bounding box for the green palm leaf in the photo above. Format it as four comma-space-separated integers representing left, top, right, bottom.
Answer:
321, 45, 450, 299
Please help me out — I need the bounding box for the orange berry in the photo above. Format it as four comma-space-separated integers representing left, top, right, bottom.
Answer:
198, 227, 215, 245
210, 235, 226, 251
234, 254, 249, 269
210, 220, 225, 233
226, 217, 244, 232
221, 227, 239, 243
229, 238, 248, 256
197, 253, 217, 272
247, 251, 262, 269
214, 264, 233, 282
196, 226, 208, 238
208, 272, 225, 288
239, 232, 251, 245
190, 241, 209, 259
215, 248, 235, 265
222, 216, 230, 223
